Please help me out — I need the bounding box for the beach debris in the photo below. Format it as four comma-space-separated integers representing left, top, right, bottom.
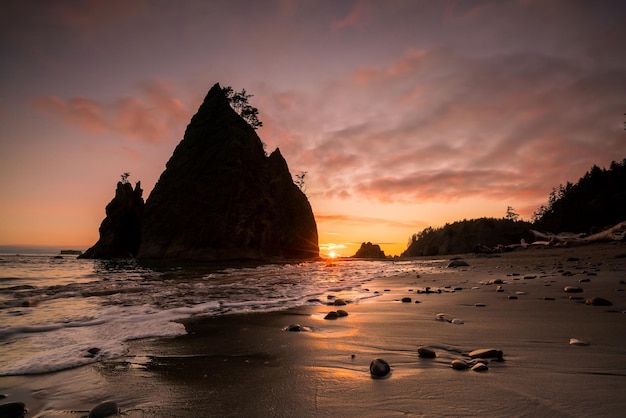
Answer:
417, 346, 437, 358
564, 286, 583, 293
569, 338, 589, 346
471, 362, 489, 372
451, 359, 470, 370
85, 347, 101, 358
370, 358, 391, 378
530, 221, 626, 245
0, 402, 27, 418
496, 285, 504, 292
469, 348, 503, 361
585, 297, 612, 306
447, 259, 469, 268
88, 401, 120, 418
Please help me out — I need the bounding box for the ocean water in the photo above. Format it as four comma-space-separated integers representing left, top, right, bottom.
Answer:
0, 254, 440, 376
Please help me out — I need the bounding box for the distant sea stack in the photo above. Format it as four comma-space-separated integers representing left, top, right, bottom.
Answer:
136, 83, 318, 261
79, 181, 144, 259
352, 242, 386, 259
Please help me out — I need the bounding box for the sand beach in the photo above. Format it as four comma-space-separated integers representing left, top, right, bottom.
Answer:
2, 243, 625, 417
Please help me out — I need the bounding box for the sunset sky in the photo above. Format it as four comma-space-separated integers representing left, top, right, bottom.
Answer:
1, 0, 625, 256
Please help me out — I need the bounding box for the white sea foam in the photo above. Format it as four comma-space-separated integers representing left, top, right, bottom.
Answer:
0, 256, 440, 375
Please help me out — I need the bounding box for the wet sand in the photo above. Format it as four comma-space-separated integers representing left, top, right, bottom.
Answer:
2, 243, 626, 417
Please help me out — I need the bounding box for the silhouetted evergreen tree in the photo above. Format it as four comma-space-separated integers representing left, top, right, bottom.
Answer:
532, 158, 626, 233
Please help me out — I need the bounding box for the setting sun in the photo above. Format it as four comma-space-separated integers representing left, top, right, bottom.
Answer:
328, 251, 338, 259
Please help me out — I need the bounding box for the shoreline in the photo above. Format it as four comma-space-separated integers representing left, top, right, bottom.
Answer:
2, 243, 625, 417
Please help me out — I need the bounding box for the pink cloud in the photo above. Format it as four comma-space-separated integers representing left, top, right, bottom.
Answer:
31, 96, 109, 133
31, 79, 190, 144
331, 1, 372, 31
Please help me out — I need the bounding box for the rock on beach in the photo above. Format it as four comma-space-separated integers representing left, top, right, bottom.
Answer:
370, 358, 391, 378
417, 346, 437, 358
88, 401, 120, 418
469, 348, 503, 360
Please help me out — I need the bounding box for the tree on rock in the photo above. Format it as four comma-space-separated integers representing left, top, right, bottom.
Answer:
222, 86, 263, 129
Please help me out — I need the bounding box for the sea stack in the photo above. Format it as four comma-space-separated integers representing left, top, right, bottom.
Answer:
79, 181, 144, 259
137, 83, 318, 261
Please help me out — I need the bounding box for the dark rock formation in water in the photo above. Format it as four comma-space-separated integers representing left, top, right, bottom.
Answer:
352, 242, 386, 259
137, 83, 318, 261
79, 181, 144, 259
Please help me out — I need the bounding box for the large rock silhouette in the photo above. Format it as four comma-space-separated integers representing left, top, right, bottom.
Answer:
137, 83, 318, 261
79, 181, 144, 259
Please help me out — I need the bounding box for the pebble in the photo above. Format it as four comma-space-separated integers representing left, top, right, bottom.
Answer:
89, 401, 120, 418
569, 338, 589, 346
507, 295, 518, 300
469, 348, 503, 360
336, 309, 349, 317
370, 358, 391, 378
447, 260, 469, 268
324, 311, 339, 320
417, 346, 437, 358
564, 286, 583, 293
450, 318, 464, 324
0, 402, 27, 418
585, 297, 612, 306
285, 324, 304, 332
333, 298, 347, 306
451, 359, 470, 370
474, 303, 486, 307
401, 297, 412, 303
471, 362, 489, 372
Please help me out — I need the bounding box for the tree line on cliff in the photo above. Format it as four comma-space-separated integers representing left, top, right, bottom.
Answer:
403, 158, 626, 257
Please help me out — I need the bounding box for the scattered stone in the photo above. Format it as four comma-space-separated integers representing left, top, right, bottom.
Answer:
579, 278, 591, 283
451, 359, 470, 370
585, 297, 612, 306
414, 300, 421, 304
285, 324, 304, 332
523, 275, 536, 280
496, 285, 504, 292
562, 271, 574, 276
447, 260, 469, 268
569, 338, 589, 346
569, 296, 584, 300
489, 279, 504, 285
471, 362, 489, 372
469, 348, 503, 361
543, 297, 555, 300
450, 318, 464, 325
336, 309, 349, 317
417, 346, 436, 358
567, 257, 580, 262
370, 358, 391, 378
324, 311, 339, 320
564, 286, 583, 293
0, 402, 27, 418
89, 401, 120, 418
507, 295, 518, 300
515, 291, 527, 295
474, 303, 486, 307
401, 297, 412, 303
333, 298, 347, 306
